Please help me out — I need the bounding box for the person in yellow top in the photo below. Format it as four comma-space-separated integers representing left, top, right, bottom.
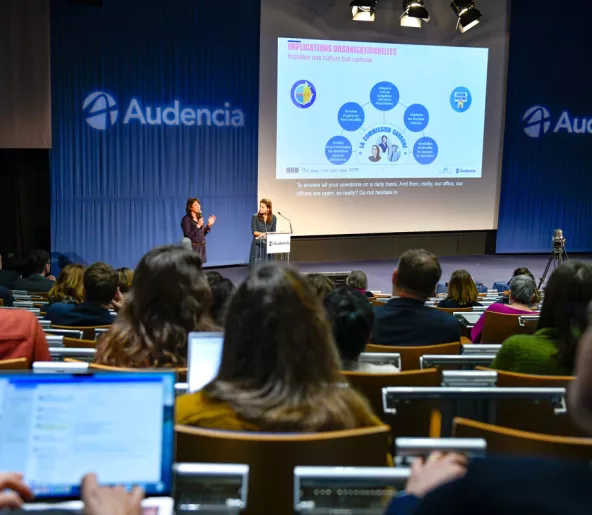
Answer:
176, 264, 383, 432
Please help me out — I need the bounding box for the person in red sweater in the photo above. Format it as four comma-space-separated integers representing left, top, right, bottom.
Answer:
0, 309, 50, 364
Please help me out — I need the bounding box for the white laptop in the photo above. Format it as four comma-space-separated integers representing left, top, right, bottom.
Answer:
187, 332, 224, 392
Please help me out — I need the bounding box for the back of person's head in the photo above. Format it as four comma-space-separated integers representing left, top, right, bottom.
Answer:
447, 269, 478, 305
509, 274, 537, 305
29, 249, 50, 275
513, 267, 535, 281
205, 271, 223, 283
84, 262, 119, 305
205, 263, 377, 431
538, 262, 592, 370
116, 267, 134, 294
305, 273, 335, 299
208, 276, 235, 326
95, 246, 215, 368
394, 249, 442, 300
180, 237, 192, 250
346, 270, 368, 291
324, 287, 374, 363
48, 264, 85, 304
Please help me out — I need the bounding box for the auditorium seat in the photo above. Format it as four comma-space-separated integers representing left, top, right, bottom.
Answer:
51, 324, 111, 340
88, 362, 187, 382
453, 417, 592, 461
63, 337, 97, 349
434, 307, 473, 313
175, 424, 391, 515
0, 357, 29, 369
343, 368, 441, 438
366, 342, 461, 370
481, 311, 537, 343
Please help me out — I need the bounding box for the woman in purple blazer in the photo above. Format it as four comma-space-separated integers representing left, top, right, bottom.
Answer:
181, 198, 216, 264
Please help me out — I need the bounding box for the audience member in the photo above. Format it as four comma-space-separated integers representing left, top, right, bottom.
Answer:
116, 267, 134, 294
471, 274, 538, 343
437, 270, 482, 309
346, 269, 374, 298
305, 273, 335, 299
0, 285, 14, 307
206, 273, 235, 326
11, 250, 56, 293
324, 287, 397, 373
95, 246, 216, 368
43, 264, 85, 323
176, 263, 382, 431
492, 262, 592, 375
373, 250, 460, 347
0, 309, 50, 363
52, 262, 120, 327
498, 267, 541, 304
0, 253, 19, 289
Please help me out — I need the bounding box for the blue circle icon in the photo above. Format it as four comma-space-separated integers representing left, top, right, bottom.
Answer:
404, 104, 429, 132
370, 82, 399, 111
450, 87, 472, 113
325, 136, 352, 165
413, 137, 438, 165
291, 80, 317, 109
82, 91, 118, 130
338, 102, 365, 131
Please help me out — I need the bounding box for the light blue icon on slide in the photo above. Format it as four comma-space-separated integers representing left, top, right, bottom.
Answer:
413, 137, 438, 165
325, 136, 353, 165
450, 87, 472, 113
290, 80, 316, 109
338, 102, 365, 131
404, 104, 429, 132
370, 82, 399, 111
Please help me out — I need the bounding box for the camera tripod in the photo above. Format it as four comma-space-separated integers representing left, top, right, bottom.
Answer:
538, 245, 569, 289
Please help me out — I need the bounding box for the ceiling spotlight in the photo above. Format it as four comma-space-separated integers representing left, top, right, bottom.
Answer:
450, 0, 482, 33
350, 0, 378, 22
400, 0, 430, 28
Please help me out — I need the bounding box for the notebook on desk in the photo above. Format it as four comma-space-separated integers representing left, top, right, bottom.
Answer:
0, 372, 175, 513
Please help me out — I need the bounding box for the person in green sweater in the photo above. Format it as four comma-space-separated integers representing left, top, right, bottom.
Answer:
492, 261, 592, 375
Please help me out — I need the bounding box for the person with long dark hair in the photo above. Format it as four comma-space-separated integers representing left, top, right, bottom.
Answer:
176, 263, 381, 432
94, 246, 216, 368
492, 261, 592, 375
249, 198, 277, 267
181, 198, 216, 264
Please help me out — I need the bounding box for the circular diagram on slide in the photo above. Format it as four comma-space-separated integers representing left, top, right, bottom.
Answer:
321, 81, 471, 167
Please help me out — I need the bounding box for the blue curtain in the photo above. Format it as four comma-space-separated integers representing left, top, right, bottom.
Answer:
50, 0, 260, 268
497, 0, 592, 253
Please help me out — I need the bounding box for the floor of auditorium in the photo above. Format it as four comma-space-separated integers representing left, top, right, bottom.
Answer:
209, 253, 592, 293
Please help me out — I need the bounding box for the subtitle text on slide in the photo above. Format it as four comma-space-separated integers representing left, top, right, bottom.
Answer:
294, 180, 465, 197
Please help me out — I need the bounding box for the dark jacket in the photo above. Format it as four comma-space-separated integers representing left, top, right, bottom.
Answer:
11, 274, 55, 293
0, 285, 14, 307
0, 269, 19, 289
51, 301, 115, 327
373, 297, 460, 346
43, 302, 77, 324
437, 299, 482, 309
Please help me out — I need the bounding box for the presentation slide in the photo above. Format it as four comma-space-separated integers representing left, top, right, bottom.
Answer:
276, 38, 488, 182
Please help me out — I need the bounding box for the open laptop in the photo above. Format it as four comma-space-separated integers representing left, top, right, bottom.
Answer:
187, 332, 224, 393
0, 372, 175, 513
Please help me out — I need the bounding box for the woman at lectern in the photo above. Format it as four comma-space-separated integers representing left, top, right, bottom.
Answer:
249, 198, 276, 267
181, 198, 216, 264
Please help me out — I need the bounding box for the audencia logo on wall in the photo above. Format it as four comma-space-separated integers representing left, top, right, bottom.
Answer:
522, 105, 592, 138
82, 90, 245, 130
83, 92, 119, 130
290, 80, 316, 109
522, 105, 551, 138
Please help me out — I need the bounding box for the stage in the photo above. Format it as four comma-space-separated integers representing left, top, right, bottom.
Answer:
209, 254, 592, 294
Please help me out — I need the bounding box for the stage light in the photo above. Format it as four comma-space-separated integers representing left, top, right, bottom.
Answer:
450, 0, 482, 33
400, 0, 430, 28
350, 0, 378, 22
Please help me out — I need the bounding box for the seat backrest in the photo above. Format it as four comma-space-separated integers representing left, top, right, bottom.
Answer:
481, 311, 537, 343
343, 368, 441, 439
64, 337, 97, 349
434, 307, 473, 313
175, 424, 391, 515
366, 342, 461, 370
88, 363, 187, 382
52, 324, 111, 340
0, 357, 29, 370
475, 367, 583, 436
453, 417, 592, 461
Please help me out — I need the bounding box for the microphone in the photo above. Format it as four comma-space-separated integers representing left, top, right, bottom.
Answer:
277, 211, 293, 234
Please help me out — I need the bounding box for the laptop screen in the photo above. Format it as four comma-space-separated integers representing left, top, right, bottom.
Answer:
0, 372, 175, 499
187, 332, 224, 392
